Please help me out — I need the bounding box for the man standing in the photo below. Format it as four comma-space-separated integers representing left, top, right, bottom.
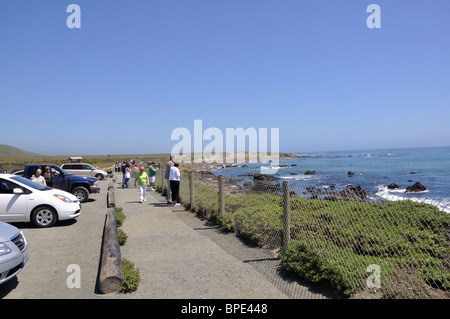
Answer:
165, 155, 174, 204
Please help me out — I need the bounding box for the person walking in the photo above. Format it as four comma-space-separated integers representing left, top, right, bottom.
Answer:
148, 162, 158, 191
121, 161, 126, 184
169, 162, 181, 207
122, 164, 131, 189
164, 155, 175, 204
134, 166, 149, 203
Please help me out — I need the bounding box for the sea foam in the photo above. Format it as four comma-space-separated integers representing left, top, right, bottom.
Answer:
375, 185, 449, 214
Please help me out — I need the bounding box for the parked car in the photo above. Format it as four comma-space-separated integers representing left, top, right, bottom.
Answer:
20, 164, 100, 203
61, 163, 109, 180
0, 221, 28, 285
0, 174, 81, 228
0, 166, 7, 174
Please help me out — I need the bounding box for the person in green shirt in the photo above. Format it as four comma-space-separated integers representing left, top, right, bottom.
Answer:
134, 166, 149, 203
148, 162, 159, 191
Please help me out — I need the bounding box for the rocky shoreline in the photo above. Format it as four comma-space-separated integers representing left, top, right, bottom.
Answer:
180, 157, 429, 201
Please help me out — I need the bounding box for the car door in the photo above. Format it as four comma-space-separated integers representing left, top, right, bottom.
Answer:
50, 166, 70, 192
0, 178, 28, 222
82, 164, 95, 177
73, 164, 87, 176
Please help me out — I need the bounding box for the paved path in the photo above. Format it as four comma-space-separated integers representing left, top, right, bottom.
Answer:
1, 177, 289, 298
115, 181, 288, 298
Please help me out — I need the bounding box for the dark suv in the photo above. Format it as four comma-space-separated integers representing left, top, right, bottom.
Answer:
21, 164, 100, 203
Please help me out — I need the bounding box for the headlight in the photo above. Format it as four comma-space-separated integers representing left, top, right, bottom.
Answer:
93, 182, 99, 187
53, 194, 73, 203
0, 243, 12, 256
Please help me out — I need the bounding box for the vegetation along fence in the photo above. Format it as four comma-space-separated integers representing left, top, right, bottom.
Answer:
155, 167, 450, 299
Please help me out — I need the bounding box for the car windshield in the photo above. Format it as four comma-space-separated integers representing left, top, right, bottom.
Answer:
10, 176, 52, 191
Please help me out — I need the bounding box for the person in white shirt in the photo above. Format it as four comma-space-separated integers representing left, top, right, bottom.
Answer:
122, 164, 131, 189
31, 169, 47, 186
169, 163, 181, 206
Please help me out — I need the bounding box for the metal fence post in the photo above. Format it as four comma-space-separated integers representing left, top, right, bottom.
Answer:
190, 171, 194, 208
219, 175, 225, 215
282, 181, 291, 251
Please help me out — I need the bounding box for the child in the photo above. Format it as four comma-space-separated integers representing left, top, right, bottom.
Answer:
134, 166, 149, 203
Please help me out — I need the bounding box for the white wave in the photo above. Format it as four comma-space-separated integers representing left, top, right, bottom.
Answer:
260, 166, 288, 170
375, 185, 449, 213
279, 175, 314, 181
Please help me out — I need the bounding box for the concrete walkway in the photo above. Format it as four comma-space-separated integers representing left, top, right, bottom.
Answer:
2, 177, 331, 299
115, 183, 288, 299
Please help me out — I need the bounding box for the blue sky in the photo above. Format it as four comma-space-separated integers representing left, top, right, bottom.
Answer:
1, 0, 449, 155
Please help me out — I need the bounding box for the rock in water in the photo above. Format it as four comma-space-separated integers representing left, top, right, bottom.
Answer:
324, 185, 368, 202
406, 182, 427, 193
387, 183, 400, 190
253, 174, 278, 181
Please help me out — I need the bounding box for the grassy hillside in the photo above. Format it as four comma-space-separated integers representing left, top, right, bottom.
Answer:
0, 144, 42, 157
0, 150, 171, 171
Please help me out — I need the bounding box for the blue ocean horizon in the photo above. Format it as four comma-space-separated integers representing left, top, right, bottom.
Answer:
212, 146, 450, 213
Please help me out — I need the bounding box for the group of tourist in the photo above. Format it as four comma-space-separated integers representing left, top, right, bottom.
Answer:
115, 157, 181, 207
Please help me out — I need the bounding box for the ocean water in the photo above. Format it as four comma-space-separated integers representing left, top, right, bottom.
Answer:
211, 146, 450, 213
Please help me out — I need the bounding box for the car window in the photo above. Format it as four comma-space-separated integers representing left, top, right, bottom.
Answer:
82, 164, 93, 170
0, 178, 25, 194
54, 166, 71, 176
10, 176, 48, 191
27, 166, 38, 177
63, 164, 73, 169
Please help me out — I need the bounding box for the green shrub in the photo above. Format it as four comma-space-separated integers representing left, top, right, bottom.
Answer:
174, 175, 450, 297
218, 213, 234, 231
117, 228, 128, 246
120, 258, 140, 293
115, 207, 126, 227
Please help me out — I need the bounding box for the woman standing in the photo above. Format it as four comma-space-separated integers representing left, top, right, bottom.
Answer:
169, 162, 181, 207
31, 169, 47, 186
134, 166, 149, 203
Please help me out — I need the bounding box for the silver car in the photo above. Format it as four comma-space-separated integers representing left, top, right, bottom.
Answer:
0, 221, 28, 285
61, 163, 109, 180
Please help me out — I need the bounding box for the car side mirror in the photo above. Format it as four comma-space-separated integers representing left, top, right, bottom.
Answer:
13, 188, 23, 194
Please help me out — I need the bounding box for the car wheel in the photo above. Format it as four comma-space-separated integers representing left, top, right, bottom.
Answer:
72, 186, 89, 203
95, 173, 104, 180
32, 206, 57, 228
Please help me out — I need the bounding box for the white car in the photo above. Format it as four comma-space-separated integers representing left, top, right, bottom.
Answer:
0, 221, 28, 285
60, 163, 109, 180
0, 174, 81, 228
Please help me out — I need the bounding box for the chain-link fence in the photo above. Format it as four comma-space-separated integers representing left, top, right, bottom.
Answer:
155, 167, 450, 299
